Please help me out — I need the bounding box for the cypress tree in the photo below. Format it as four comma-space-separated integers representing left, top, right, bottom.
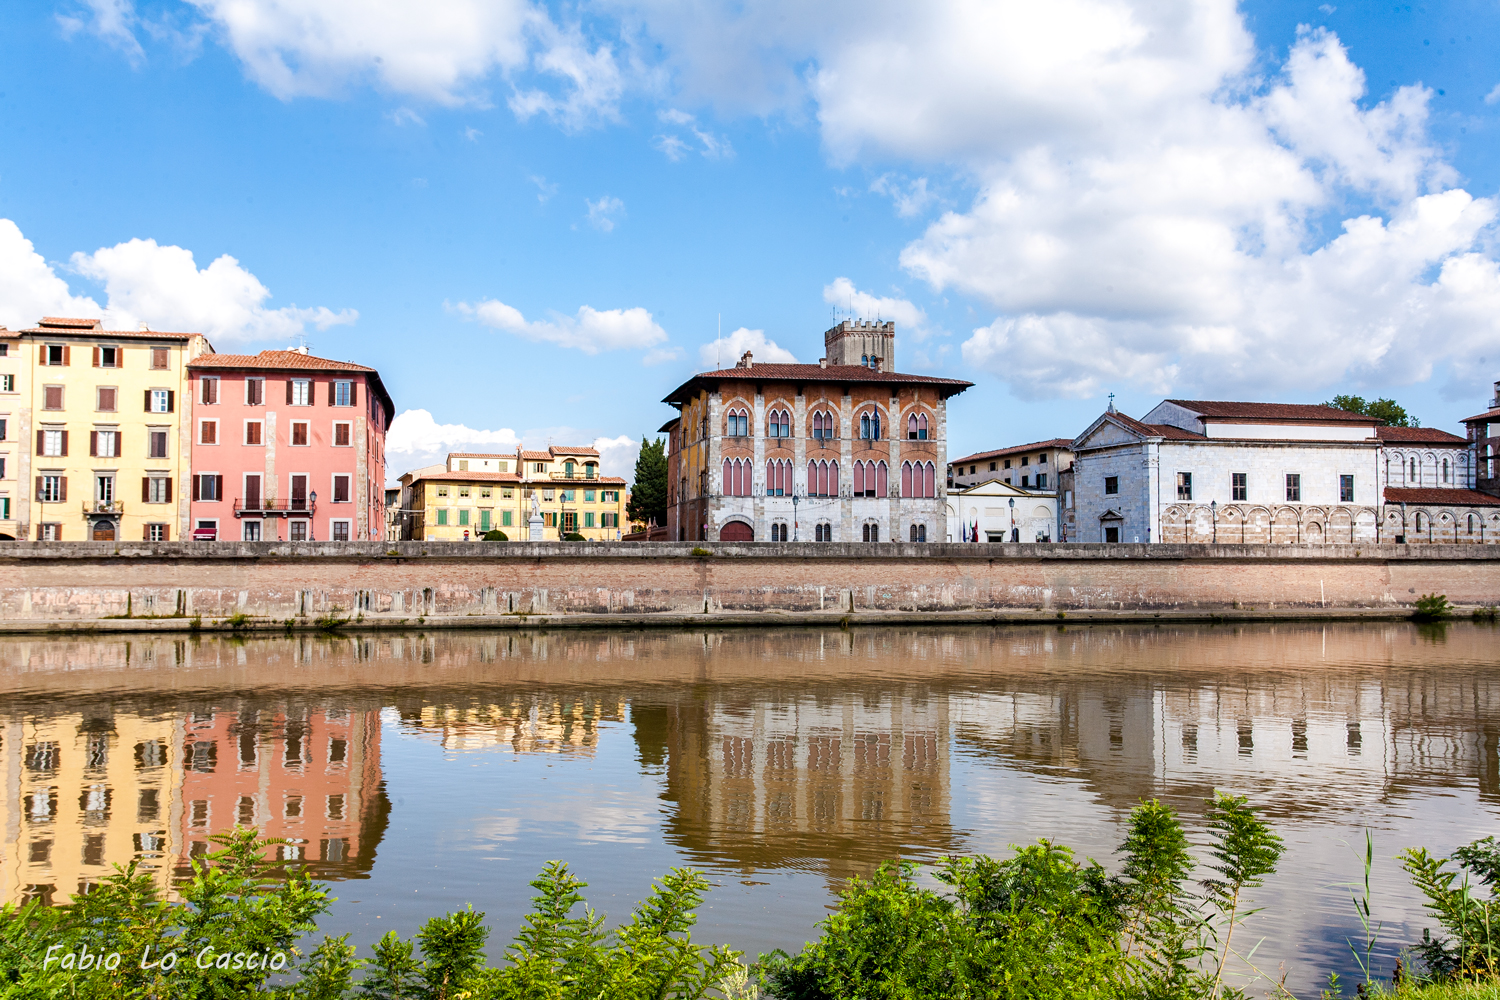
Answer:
627, 436, 668, 528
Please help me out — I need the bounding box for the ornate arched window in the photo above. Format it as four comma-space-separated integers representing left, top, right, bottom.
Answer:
909, 524, 927, 542
924, 462, 936, 498
767, 408, 791, 438
876, 461, 888, 497
725, 407, 749, 437
1410, 457, 1418, 482
906, 413, 930, 441
858, 409, 882, 440
901, 461, 913, 497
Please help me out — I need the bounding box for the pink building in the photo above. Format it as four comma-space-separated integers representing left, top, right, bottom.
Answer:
186, 349, 394, 541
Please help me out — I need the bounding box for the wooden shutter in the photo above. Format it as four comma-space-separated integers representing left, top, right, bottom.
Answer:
59, 477, 67, 502
350, 382, 358, 407
93, 346, 100, 367
144, 525, 152, 541
142, 477, 150, 503
115, 429, 122, 457
59, 431, 68, 457
90, 431, 98, 457
192, 476, 200, 501
35, 430, 43, 454
166, 390, 174, 413
164, 478, 172, 504
287, 379, 294, 404
35, 477, 43, 500
215, 475, 223, 501
328, 380, 335, 406
145, 389, 152, 412
62, 345, 70, 366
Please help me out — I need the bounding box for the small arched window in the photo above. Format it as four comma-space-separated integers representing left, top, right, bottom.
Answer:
909, 524, 927, 542
767, 408, 791, 438
907, 413, 929, 440
1410, 457, 1417, 481
1443, 457, 1450, 483
859, 410, 881, 440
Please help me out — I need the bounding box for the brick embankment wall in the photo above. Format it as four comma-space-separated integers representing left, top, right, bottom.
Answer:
0, 541, 1494, 633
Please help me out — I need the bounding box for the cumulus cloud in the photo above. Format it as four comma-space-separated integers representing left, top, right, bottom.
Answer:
869, 174, 937, 218
0, 220, 355, 344
698, 327, 797, 368
585, 195, 625, 232
57, 0, 145, 64
453, 298, 668, 354
385, 410, 639, 484
822, 277, 941, 343
507, 19, 625, 130
592, 433, 639, 479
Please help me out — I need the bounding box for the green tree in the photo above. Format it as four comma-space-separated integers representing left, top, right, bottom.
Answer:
1325, 394, 1418, 427
626, 436, 668, 528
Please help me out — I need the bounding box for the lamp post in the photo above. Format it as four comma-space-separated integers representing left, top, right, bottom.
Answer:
309, 491, 317, 540
1008, 497, 1016, 543
1400, 501, 1408, 544
1210, 499, 1217, 544
791, 493, 799, 541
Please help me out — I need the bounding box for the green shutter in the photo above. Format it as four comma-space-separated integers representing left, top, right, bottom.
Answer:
502, 511, 512, 527
585, 512, 595, 528
480, 510, 490, 531
437, 509, 448, 526
459, 509, 470, 526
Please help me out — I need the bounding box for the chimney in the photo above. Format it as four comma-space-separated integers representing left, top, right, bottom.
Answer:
138, 322, 150, 332
819, 357, 827, 369
739, 350, 753, 369
873, 356, 883, 373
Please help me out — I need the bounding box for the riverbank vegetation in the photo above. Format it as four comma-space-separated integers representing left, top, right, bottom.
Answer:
1, 798, 1497, 999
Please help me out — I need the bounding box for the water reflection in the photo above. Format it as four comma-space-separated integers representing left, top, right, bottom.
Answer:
0, 623, 1496, 989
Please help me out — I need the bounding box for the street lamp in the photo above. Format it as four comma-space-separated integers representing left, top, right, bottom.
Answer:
1210, 499, 1217, 544
309, 491, 317, 540
791, 493, 799, 541
1008, 497, 1016, 543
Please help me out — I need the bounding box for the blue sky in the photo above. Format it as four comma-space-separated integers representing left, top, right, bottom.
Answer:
3, 0, 1499, 482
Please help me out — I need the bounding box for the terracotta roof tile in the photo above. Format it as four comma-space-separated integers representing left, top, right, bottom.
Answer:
449, 452, 518, 460
1375, 426, 1467, 444
550, 445, 600, 457
38, 316, 102, 328
1165, 399, 1377, 423
189, 350, 376, 372
409, 470, 522, 484
1094, 412, 1205, 440
22, 325, 198, 341
1384, 487, 1500, 506
1461, 407, 1500, 424
520, 450, 553, 462
950, 439, 1075, 466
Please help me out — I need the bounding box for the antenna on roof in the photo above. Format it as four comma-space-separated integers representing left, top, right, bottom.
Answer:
716, 313, 721, 369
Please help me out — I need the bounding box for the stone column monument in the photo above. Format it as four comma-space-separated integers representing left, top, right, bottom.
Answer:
528, 491, 545, 541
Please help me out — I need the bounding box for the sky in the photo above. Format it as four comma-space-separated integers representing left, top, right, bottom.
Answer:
3, 0, 1500, 484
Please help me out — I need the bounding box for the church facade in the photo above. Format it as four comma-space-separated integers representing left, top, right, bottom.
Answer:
660, 320, 972, 542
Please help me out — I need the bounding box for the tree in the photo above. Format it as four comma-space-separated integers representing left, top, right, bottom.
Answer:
1325, 394, 1418, 427
627, 436, 668, 527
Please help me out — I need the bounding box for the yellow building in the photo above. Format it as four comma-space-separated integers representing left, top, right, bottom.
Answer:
399, 445, 627, 541
4, 317, 212, 541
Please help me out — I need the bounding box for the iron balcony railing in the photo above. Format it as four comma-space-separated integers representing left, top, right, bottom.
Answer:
233, 499, 319, 516
83, 501, 124, 515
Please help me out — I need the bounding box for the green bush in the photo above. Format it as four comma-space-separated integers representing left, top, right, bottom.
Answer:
563, 532, 587, 541
482, 529, 508, 541
1401, 836, 1500, 980
1414, 594, 1454, 621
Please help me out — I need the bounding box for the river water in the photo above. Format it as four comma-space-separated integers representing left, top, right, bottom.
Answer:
2, 622, 1496, 994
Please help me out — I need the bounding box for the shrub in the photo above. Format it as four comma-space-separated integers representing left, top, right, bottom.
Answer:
1414, 594, 1454, 621
563, 532, 587, 541
1401, 836, 1500, 980
482, 529, 508, 541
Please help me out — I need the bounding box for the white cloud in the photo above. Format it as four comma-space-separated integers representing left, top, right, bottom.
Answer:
698, 327, 797, 368
652, 134, 691, 161
585, 195, 625, 232
869, 174, 937, 218
592, 433, 639, 479
657, 107, 694, 126
1486, 83, 1500, 106
822, 277, 940, 342
463, 126, 482, 140
453, 298, 668, 354
506, 19, 625, 130
0, 220, 355, 345
650, 108, 733, 161
386, 409, 523, 478
58, 0, 145, 65
642, 345, 685, 365
530, 175, 558, 202
388, 107, 425, 127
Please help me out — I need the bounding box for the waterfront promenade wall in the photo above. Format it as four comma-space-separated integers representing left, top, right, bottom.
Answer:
0, 541, 1495, 628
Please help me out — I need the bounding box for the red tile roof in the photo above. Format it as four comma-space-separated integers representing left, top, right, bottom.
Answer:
38, 317, 102, 328
22, 323, 198, 341
1375, 426, 1467, 444
664, 364, 972, 404
1099, 412, 1205, 440
950, 439, 1075, 467
550, 445, 600, 457
1165, 400, 1377, 423
1462, 407, 1500, 425
449, 452, 516, 460
411, 471, 522, 484
189, 349, 376, 372
520, 450, 553, 462
1384, 487, 1500, 506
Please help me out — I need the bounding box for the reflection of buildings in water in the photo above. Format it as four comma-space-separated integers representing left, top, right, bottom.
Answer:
0, 711, 184, 906
398, 696, 625, 754
638, 691, 962, 880
0, 701, 386, 906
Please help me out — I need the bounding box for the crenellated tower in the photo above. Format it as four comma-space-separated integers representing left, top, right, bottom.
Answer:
823, 319, 895, 370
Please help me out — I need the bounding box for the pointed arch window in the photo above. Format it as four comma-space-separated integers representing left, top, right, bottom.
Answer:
906, 413, 929, 440
767, 408, 791, 438
1443, 457, 1450, 483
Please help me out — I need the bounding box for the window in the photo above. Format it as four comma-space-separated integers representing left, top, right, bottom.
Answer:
0, 374, 12, 392
727, 408, 749, 437
92, 430, 119, 458
1104, 476, 1119, 495
1443, 458, 1450, 483
989, 462, 997, 471
458, 486, 471, 498
534, 462, 546, 473
291, 422, 309, 446
1021, 475, 1030, 488
1021, 456, 1030, 467
767, 409, 790, 437
910, 524, 927, 542
862, 523, 880, 542
601, 512, 618, 528
815, 523, 831, 542
333, 475, 350, 503
149, 431, 168, 459
39, 522, 61, 540
1105, 526, 1120, 543
332, 381, 353, 406
0, 418, 5, 440
194, 475, 223, 501
145, 478, 171, 504
480, 510, 491, 532
1039, 454, 1047, 465
96, 387, 117, 411
150, 347, 168, 370
907, 413, 929, 440
325, 421, 349, 447
1037, 473, 1047, 488
502, 510, 513, 527
245, 378, 265, 405
147, 389, 173, 413
481, 487, 492, 498
859, 411, 882, 440
543, 489, 555, 501
584, 489, 595, 502
39, 475, 64, 502
40, 429, 66, 456
1285, 473, 1301, 502
243, 474, 262, 508
503, 488, 514, 499
584, 512, 595, 528
245, 421, 263, 445
1339, 474, 1355, 503
201, 378, 219, 404
563, 489, 575, 502
436, 509, 448, 525
45, 344, 67, 365
1409, 457, 1417, 482
43, 385, 63, 410
146, 523, 168, 542
1004, 459, 1012, 469
811, 410, 838, 440
289, 520, 307, 541
289, 379, 311, 406
199, 420, 218, 445
1231, 472, 1247, 501
331, 521, 350, 541
436, 485, 449, 498
1176, 472, 1192, 500
95, 475, 114, 504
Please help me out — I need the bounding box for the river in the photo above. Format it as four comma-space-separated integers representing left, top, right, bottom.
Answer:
2, 621, 1496, 994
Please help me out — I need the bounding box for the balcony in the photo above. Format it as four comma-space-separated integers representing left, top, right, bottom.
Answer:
83, 500, 124, 517
233, 498, 318, 518
552, 471, 599, 481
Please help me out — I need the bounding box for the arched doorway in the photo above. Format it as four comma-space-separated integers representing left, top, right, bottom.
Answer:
91, 519, 116, 541
719, 520, 754, 541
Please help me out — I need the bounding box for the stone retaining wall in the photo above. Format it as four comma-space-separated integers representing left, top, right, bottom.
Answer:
0, 540, 1495, 623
